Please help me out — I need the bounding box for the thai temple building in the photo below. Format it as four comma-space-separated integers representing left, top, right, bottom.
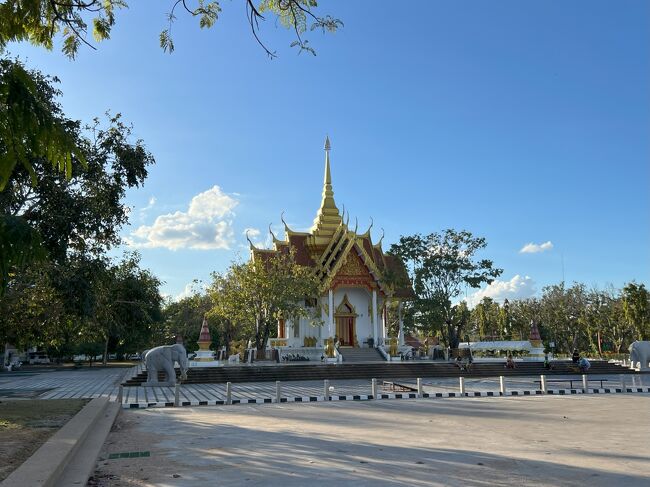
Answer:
249, 138, 413, 359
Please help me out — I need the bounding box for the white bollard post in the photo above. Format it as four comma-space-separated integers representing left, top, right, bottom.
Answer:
459, 377, 465, 395
417, 378, 423, 398
174, 382, 180, 407
620, 374, 626, 393
371, 378, 377, 399
582, 374, 588, 393
276, 380, 281, 403
324, 379, 330, 401
226, 381, 232, 405
540, 375, 547, 394
117, 385, 124, 404
499, 376, 506, 395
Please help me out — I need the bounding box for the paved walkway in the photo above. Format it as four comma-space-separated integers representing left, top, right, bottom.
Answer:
2, 367, 649, 408
0, 367, 129, 400
91, 395, 650, 486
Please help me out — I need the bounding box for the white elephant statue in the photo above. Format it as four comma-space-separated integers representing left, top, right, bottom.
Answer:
143, 344, 189, 386
629, 341, 650, 371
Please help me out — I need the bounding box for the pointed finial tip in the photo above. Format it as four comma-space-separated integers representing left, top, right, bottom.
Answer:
324, 135, 331, 151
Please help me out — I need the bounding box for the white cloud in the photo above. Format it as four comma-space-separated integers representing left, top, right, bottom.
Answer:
519, 241, 554, 254
138, 196, 157, 222
126, 186, 238, 250
465, 275, 537, 308
174, 281, 207, 301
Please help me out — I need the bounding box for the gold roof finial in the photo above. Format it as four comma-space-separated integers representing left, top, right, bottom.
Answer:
269, 223, 280, 244
310, 136, 342, 242
375, 228, 385, 248
245, 229, 257, 250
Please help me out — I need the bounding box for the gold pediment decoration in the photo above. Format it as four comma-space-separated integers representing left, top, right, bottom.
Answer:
335, 294, 357, 316
337, 251, 370, 277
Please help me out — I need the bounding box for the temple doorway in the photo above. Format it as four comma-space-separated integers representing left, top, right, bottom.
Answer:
335, 295, 357, 347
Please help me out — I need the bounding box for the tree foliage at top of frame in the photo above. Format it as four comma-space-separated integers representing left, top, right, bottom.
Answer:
0, 58, 85, 191
0, 0, 342, 59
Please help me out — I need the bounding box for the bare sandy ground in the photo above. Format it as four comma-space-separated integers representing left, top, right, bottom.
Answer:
90, 395, 650, 486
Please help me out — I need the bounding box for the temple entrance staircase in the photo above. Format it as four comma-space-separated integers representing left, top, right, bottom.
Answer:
338, 347, 384, 362
123, 360, 635, 386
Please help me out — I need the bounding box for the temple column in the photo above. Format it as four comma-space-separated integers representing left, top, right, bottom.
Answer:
372, 289, 378, 346
381, 303, 387, 340
328, 289, 334, 337
398, 301, 405, 346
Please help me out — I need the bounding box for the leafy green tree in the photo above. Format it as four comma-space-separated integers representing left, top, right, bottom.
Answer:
622, 282, 650, 341
0, 0, 341, 59
93, 252, 163, 363
389, 229, 503, 348
0, 58, 84, 190
163, 290, 215, 347
208, 251, 321, 354
472, 297, 500, 340
536, 283, 589, 354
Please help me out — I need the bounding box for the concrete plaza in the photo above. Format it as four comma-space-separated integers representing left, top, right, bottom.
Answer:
92, 394, 650, 486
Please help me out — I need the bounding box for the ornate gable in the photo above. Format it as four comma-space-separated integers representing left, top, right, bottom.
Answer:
330, 246, 379, 292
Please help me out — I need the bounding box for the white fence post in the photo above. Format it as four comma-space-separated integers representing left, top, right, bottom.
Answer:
371, 378, 377, 399
276, 380, 281, 403
117, 385, 124, 404
459, 377, 465, 395
226, 381, 232, 405
417, 378, 423, 398
582, 374, 588, 393
174, 382, 180, 407
499, 376, 506, 395
540, 375, 547, 394
620, 374, 626, 393
324, 379, 330, 401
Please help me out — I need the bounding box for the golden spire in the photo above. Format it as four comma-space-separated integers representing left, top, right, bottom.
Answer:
310, 136, 342, 243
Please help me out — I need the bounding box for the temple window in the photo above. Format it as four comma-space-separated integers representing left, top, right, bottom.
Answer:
278, 319, 286, 339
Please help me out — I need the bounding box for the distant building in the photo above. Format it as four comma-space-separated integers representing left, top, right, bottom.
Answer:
249, 138, 413, 351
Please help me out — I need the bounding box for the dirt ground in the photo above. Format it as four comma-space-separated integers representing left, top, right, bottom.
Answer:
0, 398, 88, 481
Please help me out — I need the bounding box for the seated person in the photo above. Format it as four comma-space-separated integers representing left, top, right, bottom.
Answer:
505, 354, 516, 369
543, 353, 553, 370
455, 355, 465, 371
572, 349, 580, 364
578, 356, 591, 372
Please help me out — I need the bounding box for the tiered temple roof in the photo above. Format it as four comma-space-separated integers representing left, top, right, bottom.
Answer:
250, 138, 414, 299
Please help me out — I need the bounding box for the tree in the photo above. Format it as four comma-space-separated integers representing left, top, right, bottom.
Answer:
537, 282, 588, 354
163, 291, 215, 347
0, 60, 153, 294
0, 0, 342, 59
208, 251, 321, 355
93, 252, 163, 364
622, 282, 650, 341
389, 229, 503, 348
1, 61, 157, 354
0, 58, 84, 191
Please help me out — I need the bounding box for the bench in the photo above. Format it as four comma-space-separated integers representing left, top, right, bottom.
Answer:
534, 378, 608, 390
382, 381, 418, 392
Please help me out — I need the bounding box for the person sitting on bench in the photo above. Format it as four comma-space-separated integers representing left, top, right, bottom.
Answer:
543, 353, 553, 370
505, 354, 516, 369
456, 355, 465, 370
572, 349, 580, 364
578, 356, 591, 373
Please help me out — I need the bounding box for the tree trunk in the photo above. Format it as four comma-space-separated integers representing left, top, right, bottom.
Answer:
102, 335, 109, 365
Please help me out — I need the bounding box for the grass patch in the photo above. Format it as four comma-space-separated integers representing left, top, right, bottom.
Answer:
0, 399, 88, 481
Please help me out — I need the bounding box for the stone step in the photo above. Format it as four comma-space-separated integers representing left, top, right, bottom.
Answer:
123, 361, 635, 386
338, 348, 384, 362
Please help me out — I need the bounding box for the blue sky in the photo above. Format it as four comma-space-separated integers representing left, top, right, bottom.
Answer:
9, 0, 649, 303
